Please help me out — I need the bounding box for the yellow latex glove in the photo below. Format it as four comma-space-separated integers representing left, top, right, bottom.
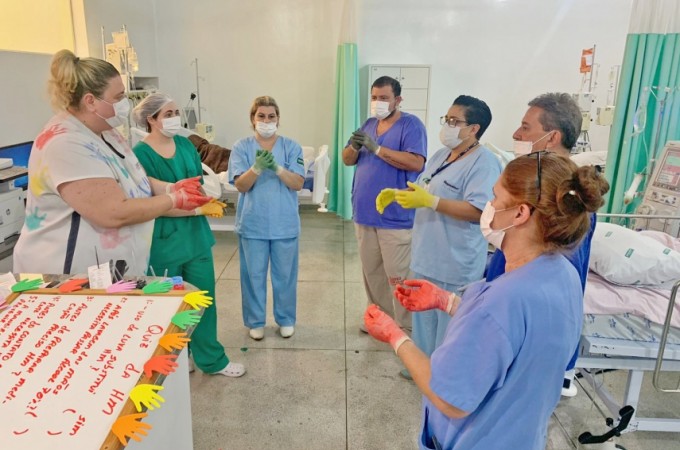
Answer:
395, 181, 439, 209
195, 199, 226, 218
183, 290, 214, 310
375, 188, 397, 214
130, 384, 165, 412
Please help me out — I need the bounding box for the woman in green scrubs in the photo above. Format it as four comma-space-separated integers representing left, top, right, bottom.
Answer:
133, 92, 245, 378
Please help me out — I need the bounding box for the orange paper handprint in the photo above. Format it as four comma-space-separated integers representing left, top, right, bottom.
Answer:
58, 278, 88, 293
144, 354, 179, 378
111, 412, 152, 445
158, 333, 191, 352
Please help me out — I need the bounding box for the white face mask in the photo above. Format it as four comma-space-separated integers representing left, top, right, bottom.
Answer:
439, 124, 470, 149
97, 97, 130, 128
160, 116, 182, 137
370, 100, 391, 120
479, 201, 517, 250
512, 131, 554, 157
255, 121, 277, 138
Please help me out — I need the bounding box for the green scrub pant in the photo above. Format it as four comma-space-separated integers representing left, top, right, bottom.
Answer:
149, 252, 229, 373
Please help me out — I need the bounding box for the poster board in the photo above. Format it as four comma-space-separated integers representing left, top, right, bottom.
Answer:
0, 288, 196, 450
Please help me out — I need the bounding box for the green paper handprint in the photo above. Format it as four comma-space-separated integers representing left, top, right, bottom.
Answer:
26, 207, 47, 231
142, 279, 173, 294
12, 278, 42, 293
171, 310, 201, 330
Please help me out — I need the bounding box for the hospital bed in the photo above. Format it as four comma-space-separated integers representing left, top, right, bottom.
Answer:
203, 144, 331, 231
577, 213, 680, 434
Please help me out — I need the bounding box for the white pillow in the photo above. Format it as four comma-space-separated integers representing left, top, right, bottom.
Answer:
590, 222, 680, 286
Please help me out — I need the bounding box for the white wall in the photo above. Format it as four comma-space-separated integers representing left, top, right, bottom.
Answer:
14, 0, 631, 156
358, 0, 632, 154
0, 51, 53, 146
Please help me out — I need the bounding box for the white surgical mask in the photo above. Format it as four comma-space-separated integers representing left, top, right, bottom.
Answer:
479, 201, 517, 249
439, 124, 470, 149
255, 121, 277, 138
160, 116, 182, 137
512, 131, 554, 157
370, 100, 391, 120
97, 97, 131, 128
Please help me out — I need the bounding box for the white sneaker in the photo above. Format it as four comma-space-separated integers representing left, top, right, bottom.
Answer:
212, 362, 246, 378
249, 327, 264, 340
279, 326, 295, 338
561, 382, 578, 397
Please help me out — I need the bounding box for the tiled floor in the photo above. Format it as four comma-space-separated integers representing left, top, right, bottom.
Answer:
191, 209, 680, 449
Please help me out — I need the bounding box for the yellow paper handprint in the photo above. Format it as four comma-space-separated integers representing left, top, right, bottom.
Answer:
129, 384, 165, 412
183, 290, 214, 310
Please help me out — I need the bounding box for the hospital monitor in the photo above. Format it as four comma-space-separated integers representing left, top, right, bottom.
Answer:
652, 145, 680, 193
638, 141, 680, 236
0, 141, 31, 189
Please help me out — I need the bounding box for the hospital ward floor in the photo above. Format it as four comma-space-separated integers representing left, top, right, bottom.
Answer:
189, 208, 680, 450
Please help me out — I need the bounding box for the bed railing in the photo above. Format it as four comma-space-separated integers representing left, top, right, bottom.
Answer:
653, 279, 680, 392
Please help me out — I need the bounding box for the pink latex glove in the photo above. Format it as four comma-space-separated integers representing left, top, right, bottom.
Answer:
363, 304, 411, 353
168, 189, 212, 210
395, 279, 458, 315
166, 176, 202, 195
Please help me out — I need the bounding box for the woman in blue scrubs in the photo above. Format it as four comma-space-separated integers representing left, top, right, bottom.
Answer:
228, 96, 305, 341
365, 153, 609, 449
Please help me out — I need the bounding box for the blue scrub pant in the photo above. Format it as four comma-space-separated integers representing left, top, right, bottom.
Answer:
239, 236, 298, 329
411, 272, 463, 357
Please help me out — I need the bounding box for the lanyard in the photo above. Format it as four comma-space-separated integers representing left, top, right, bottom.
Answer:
427, 140, 479, 182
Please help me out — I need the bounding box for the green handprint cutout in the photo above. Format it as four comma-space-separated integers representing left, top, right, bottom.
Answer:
12, 278, 42, 293
26, 207, 47, 231
142, 279, 173, 294
171, 310, 201, 330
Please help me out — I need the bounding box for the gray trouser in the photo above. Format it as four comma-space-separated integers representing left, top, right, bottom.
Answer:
354, 224, 412, 331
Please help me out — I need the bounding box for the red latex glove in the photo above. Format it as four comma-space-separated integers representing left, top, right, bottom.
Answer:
363, 304, 411, 353
395, 279, 458, 315
58, 278, 88, 293
168, 189, 212, 210
166, 176, 202, 195
143, 354, 179, 378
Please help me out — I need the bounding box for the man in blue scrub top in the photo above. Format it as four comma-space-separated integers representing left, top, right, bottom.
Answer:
342, 76, 427, 332
485, 92, 596, 396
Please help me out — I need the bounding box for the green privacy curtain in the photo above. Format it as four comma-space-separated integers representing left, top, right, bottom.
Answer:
327, 0, 359, 220
604, 0, 680, 213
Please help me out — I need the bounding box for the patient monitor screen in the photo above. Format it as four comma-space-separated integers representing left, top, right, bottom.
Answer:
653, 146, 680, 192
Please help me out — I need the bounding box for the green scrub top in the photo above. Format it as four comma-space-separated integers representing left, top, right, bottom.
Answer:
133, 135, 215, 266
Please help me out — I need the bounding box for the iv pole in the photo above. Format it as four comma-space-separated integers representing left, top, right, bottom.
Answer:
192, 58, 202, 123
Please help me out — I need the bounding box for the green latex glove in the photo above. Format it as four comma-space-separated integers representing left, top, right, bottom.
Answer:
12, 278, 42, 293
349, 132, 363, 150
253, 151, 269, 174
263, 151, 279, 172
375, 188, 397, 214
171, 310, 201, 330
351, 130, 379, 153
142, 279, 173, 295
395, 181, 439, 209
